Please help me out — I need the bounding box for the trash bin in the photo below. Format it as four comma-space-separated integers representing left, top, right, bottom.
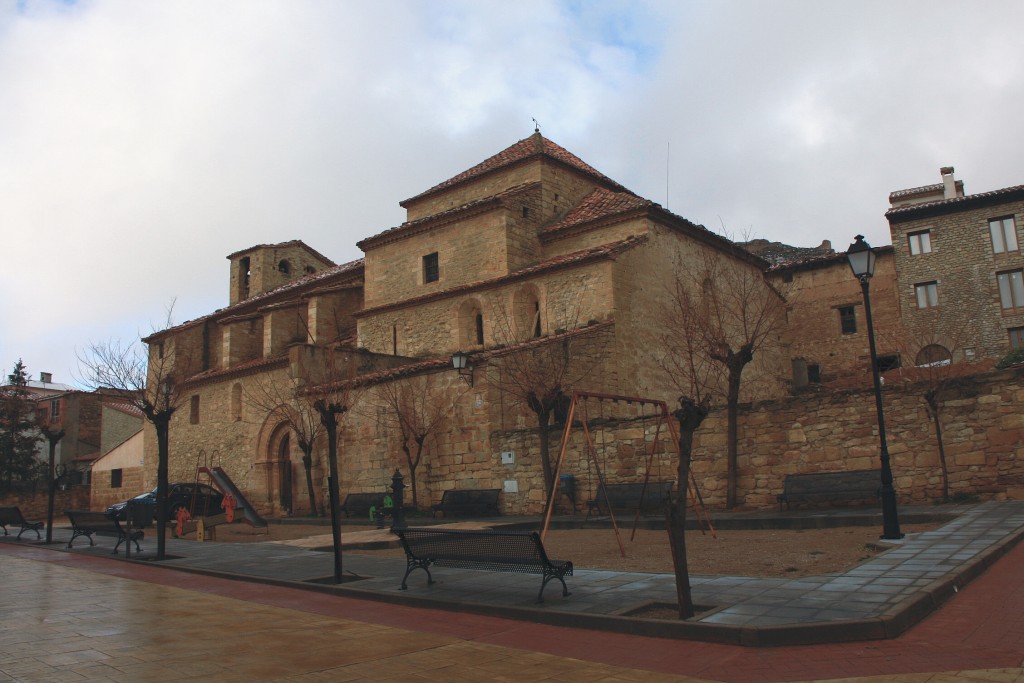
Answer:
559, 474, 577, 513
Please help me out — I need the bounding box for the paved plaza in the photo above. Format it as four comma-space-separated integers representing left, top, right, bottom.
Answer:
3, 502, 1024, 681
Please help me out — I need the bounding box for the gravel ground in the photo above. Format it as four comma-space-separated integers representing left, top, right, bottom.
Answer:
211, 521, 939, 578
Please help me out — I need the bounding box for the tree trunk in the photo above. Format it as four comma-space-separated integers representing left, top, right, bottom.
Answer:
669, 397, 708, 619
321, 412, 343, 583
925, 392, 949, 500
154, 414, 171, 561
44, 430, 64, 544
725, 366, 742, 509
301, 449, 319, 517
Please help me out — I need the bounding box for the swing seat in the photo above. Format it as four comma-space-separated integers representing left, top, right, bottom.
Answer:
585, 481, 674, 520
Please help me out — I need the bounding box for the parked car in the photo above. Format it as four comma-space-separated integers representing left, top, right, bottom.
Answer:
106, 483, 225, 523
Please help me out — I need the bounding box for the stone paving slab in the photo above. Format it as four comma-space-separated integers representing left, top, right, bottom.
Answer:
6, 501, 1024, 647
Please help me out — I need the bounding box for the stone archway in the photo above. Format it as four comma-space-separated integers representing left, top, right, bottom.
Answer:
255, 409, 296, 516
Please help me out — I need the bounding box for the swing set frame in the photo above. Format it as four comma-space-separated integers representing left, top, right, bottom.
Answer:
541, 391, 715, 556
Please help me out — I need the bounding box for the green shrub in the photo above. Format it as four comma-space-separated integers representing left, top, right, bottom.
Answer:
995, 348, 1024, 369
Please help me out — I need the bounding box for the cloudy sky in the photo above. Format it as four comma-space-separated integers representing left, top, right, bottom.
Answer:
3, 0, 1023, 386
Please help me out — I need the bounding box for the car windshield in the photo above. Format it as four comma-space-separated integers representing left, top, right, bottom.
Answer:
133, 490, 156, 501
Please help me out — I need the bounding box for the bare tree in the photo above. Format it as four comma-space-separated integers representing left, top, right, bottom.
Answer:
78, 310, 186, 560
365, 370, 454, 509
894, 323, 982, 501
488, 293, 610, 506
245, 373, 324, 516
296, 346, 361, 583
655, 262, 720, 620
687, 251, 786, 508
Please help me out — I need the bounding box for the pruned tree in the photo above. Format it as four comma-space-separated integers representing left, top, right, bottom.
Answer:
78, 308, 186, 560
488, 291, 610, 507
894, 322, 982, 501
245, 373, 324, 517
365, 370, 454, 509
684, 251, 786, 508
655, 264, 720, 620
0, 360, 42, 492
295, 346, 361, 583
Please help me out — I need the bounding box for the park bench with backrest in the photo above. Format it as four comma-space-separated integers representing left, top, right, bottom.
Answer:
585, 481, 674, 520
339, 492, 385, 518
392, 526, 572, 602
776, 469, 880, 510
431, 489, 501, 518
0, 506, 44, 540
65, 510, 144, 554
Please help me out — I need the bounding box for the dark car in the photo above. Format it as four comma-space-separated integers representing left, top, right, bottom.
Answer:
106, 483, 225, 523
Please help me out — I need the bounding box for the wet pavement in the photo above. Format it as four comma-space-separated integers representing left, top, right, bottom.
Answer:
3, 501, 1024, 681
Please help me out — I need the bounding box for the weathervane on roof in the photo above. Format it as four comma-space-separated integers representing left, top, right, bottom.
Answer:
532, 117, 540, 133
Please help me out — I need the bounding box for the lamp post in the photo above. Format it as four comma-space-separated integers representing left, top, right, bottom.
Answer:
847, 235, 903, 540
451, 351, 474, 387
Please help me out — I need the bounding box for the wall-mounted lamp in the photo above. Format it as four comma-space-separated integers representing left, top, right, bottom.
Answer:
451, 351, 473, 387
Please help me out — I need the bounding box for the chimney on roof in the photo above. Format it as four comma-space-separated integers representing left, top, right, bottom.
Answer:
940, 166, 957, 200
819, 240, 832, 251
39, 372, 52, 384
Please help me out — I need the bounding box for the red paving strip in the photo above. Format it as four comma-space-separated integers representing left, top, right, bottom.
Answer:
3, 540, 1024, 682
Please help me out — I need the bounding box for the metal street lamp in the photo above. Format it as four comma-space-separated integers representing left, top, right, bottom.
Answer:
847, 235, 903, 540
451, 351, 474, 387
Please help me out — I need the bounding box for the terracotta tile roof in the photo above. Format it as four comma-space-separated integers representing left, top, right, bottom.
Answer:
400, 132, 630, 207
145, 258, 363, 342
355, 235, 648, 318
225, 239, 335, 266
307, 321, 617, 395
102, 401, 145, 419
358, 183, 539, 251
540, 188, 651, 237
886, 184, 1024, 223
183, 353, 290, 388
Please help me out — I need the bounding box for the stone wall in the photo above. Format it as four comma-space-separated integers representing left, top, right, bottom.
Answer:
482, 366, 1024, 514
889, 198, 1024, 362
0, 488, 90, 518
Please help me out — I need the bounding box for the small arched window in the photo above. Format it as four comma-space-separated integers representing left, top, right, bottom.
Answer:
457, 299, 485, 348
916, 344, 952, 367
231, 383, 243, 421
278, 259, 291, 275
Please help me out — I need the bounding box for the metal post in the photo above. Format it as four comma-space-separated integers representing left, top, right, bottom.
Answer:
390, 470, 406, 529
859, 276, 903, 540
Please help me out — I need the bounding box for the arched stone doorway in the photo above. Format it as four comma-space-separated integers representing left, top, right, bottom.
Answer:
255, 410, 297, 517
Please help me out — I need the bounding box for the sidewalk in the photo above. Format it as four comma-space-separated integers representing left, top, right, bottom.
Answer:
4, 501, 1024, 681
7, 501, 1024, 647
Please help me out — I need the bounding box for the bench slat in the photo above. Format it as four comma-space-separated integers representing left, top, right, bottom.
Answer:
394, 527, 572, 602
777, 470, 881, 510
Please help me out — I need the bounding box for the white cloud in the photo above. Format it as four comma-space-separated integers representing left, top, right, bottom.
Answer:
2, 0, 1023, 382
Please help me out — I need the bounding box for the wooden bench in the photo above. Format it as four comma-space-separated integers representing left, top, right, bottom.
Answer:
431, 489, 501, 518
65, 510, 144, 554
585, 481, 673, 520
777, 470, 880, 510
393, 526, 572, 602
0, 506, 44, 540
339, 492, 385, 518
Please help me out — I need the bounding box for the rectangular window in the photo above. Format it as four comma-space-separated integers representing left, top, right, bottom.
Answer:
915, 281, 939, 308
877, 355, 901, 372
1010, 327, 1024, 350
990, 217, 1019, 254
838, 306, 857, 334
998, 269, 1024, 310
190, 395, 200, 424
50, 398, 60, 419
807, 364, 821, 384
423, 252, 439, 283
908, 230, 932, 255
111, 469, 123, 489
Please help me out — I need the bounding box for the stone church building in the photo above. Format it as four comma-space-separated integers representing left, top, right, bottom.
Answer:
125, 137, 1023, 516
138, 132, 789, 516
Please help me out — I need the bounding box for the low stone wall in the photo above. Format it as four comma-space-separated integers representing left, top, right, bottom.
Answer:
487, 366, 1024, 513
0, 487, 91, 519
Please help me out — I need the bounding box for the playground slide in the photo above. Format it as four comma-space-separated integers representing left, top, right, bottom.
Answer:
200, 467, 268, 528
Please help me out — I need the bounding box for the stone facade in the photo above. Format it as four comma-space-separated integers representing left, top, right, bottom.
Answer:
128, 138, 1024, 519
768, 249, 902, 385
887, 168, 1024, 362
